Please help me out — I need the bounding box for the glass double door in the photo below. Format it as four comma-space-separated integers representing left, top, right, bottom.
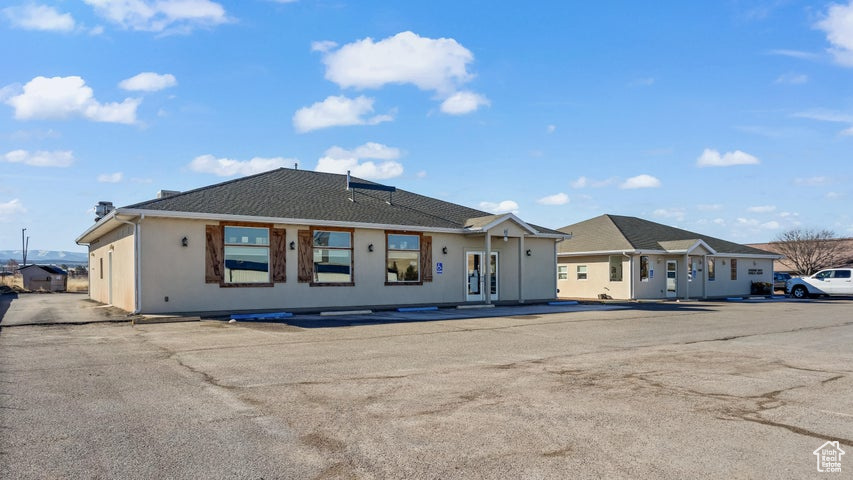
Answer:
466, 251, 498, 302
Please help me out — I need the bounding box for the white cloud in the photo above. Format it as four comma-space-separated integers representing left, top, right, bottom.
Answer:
546, 124, 556, 134
5, 76, 140, 124
747, 205, 776, 213
629, 77, 655, 87
794, 176, 830, 186
653, 208, 685, 221
479, 200, 519, 215
439, 91, 490, 115
314, 142, 403, 180
293, 95, 393, 133
713, 218, 726, 225
83, 0, 228, 34
416, 170, 427, 178
793, 109, 853, 123
321, 31, 475, 95
620, 174, 661, 189
761, 221, 780, 229
537, 193, 569, 206
2, 4, 75, 32
774, 73, 808, 85
119, 72, 177, 92
0, 198, 26, 222
843, 126, 853, 136
97, 172, 123, 183
189, 154, 293, 177
570, 176, 621, 189
311, 40, 338, 52
2, 149, 73, 167
696, 148, 760, 167
767, 49, 820, 60
816, 1, 853, 66
736, 218, 759, 227
697, 204, 723, 211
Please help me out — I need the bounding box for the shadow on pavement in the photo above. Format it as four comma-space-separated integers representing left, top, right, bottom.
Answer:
0, 293, 18, 325
220, 301, 721, 329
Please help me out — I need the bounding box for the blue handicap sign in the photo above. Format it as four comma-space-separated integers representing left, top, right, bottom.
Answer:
435, 262, 443, 275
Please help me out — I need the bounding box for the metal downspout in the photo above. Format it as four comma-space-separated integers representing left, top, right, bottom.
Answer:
115, 215, 143, 314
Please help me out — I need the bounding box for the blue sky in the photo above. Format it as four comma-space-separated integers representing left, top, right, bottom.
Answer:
1, 0, 852, 252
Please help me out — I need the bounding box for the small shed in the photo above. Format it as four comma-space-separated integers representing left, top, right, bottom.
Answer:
18, 265, 68, 292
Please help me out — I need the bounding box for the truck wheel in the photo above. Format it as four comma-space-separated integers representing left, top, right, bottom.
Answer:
791, 285, 809, 299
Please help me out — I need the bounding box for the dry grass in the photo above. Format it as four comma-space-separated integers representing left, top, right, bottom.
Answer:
67, 277, 89, 292
0, 274, 88, 293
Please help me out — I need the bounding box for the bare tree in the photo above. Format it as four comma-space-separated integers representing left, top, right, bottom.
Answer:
771, 228, 844, 276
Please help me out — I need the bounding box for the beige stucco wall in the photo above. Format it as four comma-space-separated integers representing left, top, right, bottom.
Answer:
556, 255, 630, 299
87, 223, 136, 311
558, 253, 775, 300
132, 217, 558, 314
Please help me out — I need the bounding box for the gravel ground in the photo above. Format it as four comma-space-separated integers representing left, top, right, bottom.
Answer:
1, 293, 851, 479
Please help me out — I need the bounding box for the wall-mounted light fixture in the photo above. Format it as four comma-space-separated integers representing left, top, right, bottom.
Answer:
526, 249, 532, 257
722, 259, 726, 265
442, 246, 448, 254
368, 243, 374, 252
181, 236, 188, 247
289, 241, 295, 250
503, 228, 509, 242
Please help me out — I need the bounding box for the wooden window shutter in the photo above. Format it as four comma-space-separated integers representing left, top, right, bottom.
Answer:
205, 225, 223, 283
297, 229, 313, 283
421, 235, 433, 282
271, 228, 287, 283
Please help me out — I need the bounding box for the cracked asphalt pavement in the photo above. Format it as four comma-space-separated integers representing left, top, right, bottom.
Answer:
1, 293, 852, 479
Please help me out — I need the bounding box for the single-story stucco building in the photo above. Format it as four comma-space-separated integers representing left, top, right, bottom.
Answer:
18, 264, 67, 292
556, 215, 780, 300
76, 168, 568, 314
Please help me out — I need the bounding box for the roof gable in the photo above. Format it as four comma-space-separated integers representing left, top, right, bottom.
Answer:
558, 214, 776, 256
96, 168, 565, 236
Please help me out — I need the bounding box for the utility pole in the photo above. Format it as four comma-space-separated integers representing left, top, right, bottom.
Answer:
21, 228, 28, 266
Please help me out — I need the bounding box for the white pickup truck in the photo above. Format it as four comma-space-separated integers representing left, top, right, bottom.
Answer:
786, 268, 853, 298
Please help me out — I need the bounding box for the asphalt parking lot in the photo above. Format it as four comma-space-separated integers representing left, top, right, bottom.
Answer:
1, 293, 851, 479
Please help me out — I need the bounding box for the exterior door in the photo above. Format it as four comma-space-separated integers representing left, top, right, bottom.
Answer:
466, 252, 498, 302
108, 250, 113, 305
666, 260, 677, 298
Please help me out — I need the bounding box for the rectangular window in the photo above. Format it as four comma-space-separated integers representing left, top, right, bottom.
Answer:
99, 258, 103, 280
577, 265, 588, 280
609, 256, 623, 282
224, 226, 270, 284
313, 230, 352, 283
708, 258, 715, 281
688, 258, 694, 282
387, 233, 420, 283
558, 265, 568, 280
640, 256, 649, 282
730, 258, 737, 281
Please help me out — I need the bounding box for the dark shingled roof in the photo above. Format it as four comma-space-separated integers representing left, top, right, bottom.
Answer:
124, 168, 563, 235
19, 265, 67, 275
557, 214, 777, 256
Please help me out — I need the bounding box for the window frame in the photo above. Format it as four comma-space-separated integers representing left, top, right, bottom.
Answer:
609, 255, 623, 282
385, 231, 423, 286
730, 258, 738, 281
310, 227, 354, 286
558, 264, 568, 280
222, 224, 272, 287
577, 265, 588, 280
707, 257, 715, 281
639, 256, 649, 282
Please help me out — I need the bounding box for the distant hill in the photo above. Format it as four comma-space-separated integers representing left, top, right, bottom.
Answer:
0, 250, 88, 265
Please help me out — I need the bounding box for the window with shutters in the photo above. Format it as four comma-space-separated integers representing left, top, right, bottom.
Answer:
312, 229, 353, 284
206, 223, 285, 287
223, 226, 269, 284
386, 233, 420, 283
